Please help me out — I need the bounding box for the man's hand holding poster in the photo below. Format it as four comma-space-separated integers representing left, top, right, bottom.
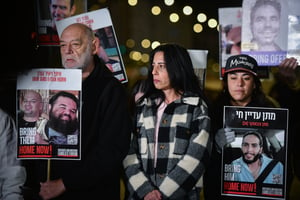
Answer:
221, 106, 288, 199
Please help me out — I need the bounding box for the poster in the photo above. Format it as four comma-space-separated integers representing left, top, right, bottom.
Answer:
218, 7, 243, 78
17, 68, 82, 160
56, 8, 128, 83
241, 0, 289, 66
188, 49, 208, 90
287, 0, 300, 62
218, 7, 270, 79
35, 0, 87, 46
221, 106, 288, 199
287, 15, 300, 62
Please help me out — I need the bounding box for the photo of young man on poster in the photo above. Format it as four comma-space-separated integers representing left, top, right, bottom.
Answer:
241, 0, 288, 66
36, 0, 86, 46
221, 106, 288, 199
229, 130, 284, 183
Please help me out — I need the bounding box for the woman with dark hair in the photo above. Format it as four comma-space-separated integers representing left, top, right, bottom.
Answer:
136, 43, 208, 104
123, 43, 211, 200
217, 64, 277, 108
203, 54, 279, 200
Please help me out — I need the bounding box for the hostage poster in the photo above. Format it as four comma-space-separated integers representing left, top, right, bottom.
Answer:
16, 68, 82, 160
217, 7, 270, 79
218, 7, 242, 78
187, 49, 208, 90
241, 0, 289, 66
221, 106, 288, 199
35, 0, 87, 46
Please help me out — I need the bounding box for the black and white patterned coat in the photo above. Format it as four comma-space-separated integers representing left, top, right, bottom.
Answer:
124, 94, 211, 199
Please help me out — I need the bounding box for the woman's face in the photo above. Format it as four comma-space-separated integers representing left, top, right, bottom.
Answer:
151, 51, 171, 91
251, 5, 280, 46
227, 71, 256, 106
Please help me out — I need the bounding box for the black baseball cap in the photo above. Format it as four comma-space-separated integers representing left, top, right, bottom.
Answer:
224, 54, 258, 76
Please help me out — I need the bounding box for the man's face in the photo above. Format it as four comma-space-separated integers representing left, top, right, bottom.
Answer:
49, 96, 78, 134
60, 25, 94, 70
21, 91, 42, 118
241, 134, 262, 164
50, 0, 75, 30
251, 5, 280, 46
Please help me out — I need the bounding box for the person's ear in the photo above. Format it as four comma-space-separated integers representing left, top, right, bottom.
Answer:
259, 147, 263, 154
92, 37, 100, 55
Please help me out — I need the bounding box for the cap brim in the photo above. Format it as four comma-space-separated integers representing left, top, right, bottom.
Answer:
224, 67, 257, 76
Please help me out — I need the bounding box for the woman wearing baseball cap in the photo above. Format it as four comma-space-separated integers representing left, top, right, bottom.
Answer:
204, 54, 279, 200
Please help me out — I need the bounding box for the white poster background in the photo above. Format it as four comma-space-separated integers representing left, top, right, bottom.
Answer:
56, 8, 112, 37
188, 49, 208, 90
17, 69, 81, 90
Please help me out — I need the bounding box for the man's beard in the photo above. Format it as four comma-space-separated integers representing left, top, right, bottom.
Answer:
48, 112, 78, 135
243, 153, 262, 164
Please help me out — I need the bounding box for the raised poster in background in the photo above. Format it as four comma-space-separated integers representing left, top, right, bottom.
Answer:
287, 15, 300, 62
218, 7, 270, 79
56, 8, 128, 83
241, 0, 289, 66
36, 0, 87, 46
188, 49, 208, 90
218, 7, 242, 78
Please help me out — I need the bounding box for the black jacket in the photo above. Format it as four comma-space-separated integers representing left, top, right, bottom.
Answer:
24, 56, 132, 200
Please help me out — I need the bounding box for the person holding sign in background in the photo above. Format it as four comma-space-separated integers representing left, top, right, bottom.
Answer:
25, 23, 132, 200
203, 54, 280, 200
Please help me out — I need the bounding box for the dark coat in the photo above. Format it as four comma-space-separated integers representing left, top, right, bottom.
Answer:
24, 56, 132, 200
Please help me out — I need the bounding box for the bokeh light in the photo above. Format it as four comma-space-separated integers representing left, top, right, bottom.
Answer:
164, 0, 174, 6
151, 6, 161, 15
128, 0, 137, 6
169, 13, 179, 23
197, 13, 207, 23
183, 6, 193, 15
